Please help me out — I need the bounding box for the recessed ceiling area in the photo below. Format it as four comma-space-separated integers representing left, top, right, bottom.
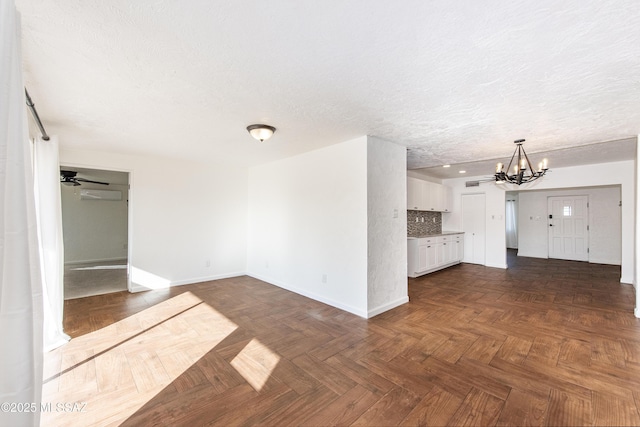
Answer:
15, 1, 640, 169
414, 137, 637, 180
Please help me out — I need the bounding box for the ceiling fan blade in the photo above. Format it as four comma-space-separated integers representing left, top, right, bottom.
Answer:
76, 178, 109, 185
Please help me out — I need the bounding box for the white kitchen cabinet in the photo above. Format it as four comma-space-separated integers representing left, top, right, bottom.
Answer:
440, 241, 453, 265
427, 182, 443, 211
435, 235, 447, 264
407, 177, 427, 210
442, 185, 453, 212
407, 178, 452, 212
423, 243, 438, 270
408, 233, 464, 278
452, 234, 464, 262
417, 244, 428, 271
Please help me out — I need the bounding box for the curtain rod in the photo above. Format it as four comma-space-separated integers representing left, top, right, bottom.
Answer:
24, 88, 50, 141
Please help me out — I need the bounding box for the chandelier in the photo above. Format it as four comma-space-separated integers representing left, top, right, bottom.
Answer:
495, 139, 548, 185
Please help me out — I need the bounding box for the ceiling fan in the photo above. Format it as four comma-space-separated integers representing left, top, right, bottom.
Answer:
60, 170, 109, 186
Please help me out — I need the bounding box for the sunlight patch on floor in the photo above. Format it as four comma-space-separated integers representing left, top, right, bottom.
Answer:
230, 338, 281, 392
41, 292, 237, 426
130, 266, 171, 289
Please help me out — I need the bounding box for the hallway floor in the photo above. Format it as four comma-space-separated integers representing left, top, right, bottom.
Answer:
64, 260, 127, 300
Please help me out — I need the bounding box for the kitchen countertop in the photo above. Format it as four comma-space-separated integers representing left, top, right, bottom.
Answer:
407, 231, 464, 239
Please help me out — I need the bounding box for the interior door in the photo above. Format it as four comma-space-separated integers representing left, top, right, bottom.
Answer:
548, 196, 589, 261
462, 193, 486, 265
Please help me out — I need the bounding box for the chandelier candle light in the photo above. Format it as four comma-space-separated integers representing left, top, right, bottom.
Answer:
495, 139, 548, 185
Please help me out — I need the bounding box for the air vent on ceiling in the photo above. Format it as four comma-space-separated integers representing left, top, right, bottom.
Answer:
465, 181, 480, 187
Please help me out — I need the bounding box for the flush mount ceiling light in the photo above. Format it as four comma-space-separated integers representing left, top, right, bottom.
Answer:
246, 124, 276, 142
495, 139, 548, 185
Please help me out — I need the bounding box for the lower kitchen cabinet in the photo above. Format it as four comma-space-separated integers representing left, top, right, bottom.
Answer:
408, 233, 464, 278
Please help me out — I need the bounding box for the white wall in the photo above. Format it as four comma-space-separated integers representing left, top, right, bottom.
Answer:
443, 160, 634, 283
517, 186, 621, 265
60, 148, 248, 290
61, 181, 128, 263
366, 137, 408, 317
635, 137, 640, 317
247, 136, 409, 318
247, 137, 369, 316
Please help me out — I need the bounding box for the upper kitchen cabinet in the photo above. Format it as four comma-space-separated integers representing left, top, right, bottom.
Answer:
407, 177, 452, 212
407, 177, 426, 210
442, 185, 452, 212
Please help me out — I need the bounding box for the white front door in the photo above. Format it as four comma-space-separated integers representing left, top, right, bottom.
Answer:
462, 193, 486, 265
548, 196, 589, 261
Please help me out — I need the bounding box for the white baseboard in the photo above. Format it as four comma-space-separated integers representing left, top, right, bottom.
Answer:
635, 307, 640, 319
65, 257, 127, 266
486, 262, 508, 269
588, 258, 621, 266
367, 296, 409, 318
247, 272, 368, 318
409, 261, 461, 278
516, 251, 547, 259
619, 275, 634, 285
171, 271, 245, 286
129, 271, 245, 293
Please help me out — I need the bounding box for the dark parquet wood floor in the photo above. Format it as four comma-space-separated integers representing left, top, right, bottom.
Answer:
44, 251, 640, 426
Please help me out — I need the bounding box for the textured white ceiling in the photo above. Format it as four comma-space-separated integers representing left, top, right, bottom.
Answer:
16, 0, 640, 169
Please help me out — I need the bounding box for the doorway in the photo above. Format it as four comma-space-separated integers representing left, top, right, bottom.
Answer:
461, 193, 486, 265
60, 167, 130, 299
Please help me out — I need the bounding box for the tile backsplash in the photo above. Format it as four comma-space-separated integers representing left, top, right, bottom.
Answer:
407, 211, 442, 236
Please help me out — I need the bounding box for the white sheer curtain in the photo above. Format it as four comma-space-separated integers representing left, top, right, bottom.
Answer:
34, 136, 69, 351
0, 3, 44, 427
505, 199, 518, 249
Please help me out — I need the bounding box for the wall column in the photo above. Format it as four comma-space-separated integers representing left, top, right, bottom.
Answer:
635, 135, 640, 318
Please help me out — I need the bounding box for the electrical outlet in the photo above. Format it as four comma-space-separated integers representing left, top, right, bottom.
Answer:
322, 274, 327, 283
205, 259, 211, 267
